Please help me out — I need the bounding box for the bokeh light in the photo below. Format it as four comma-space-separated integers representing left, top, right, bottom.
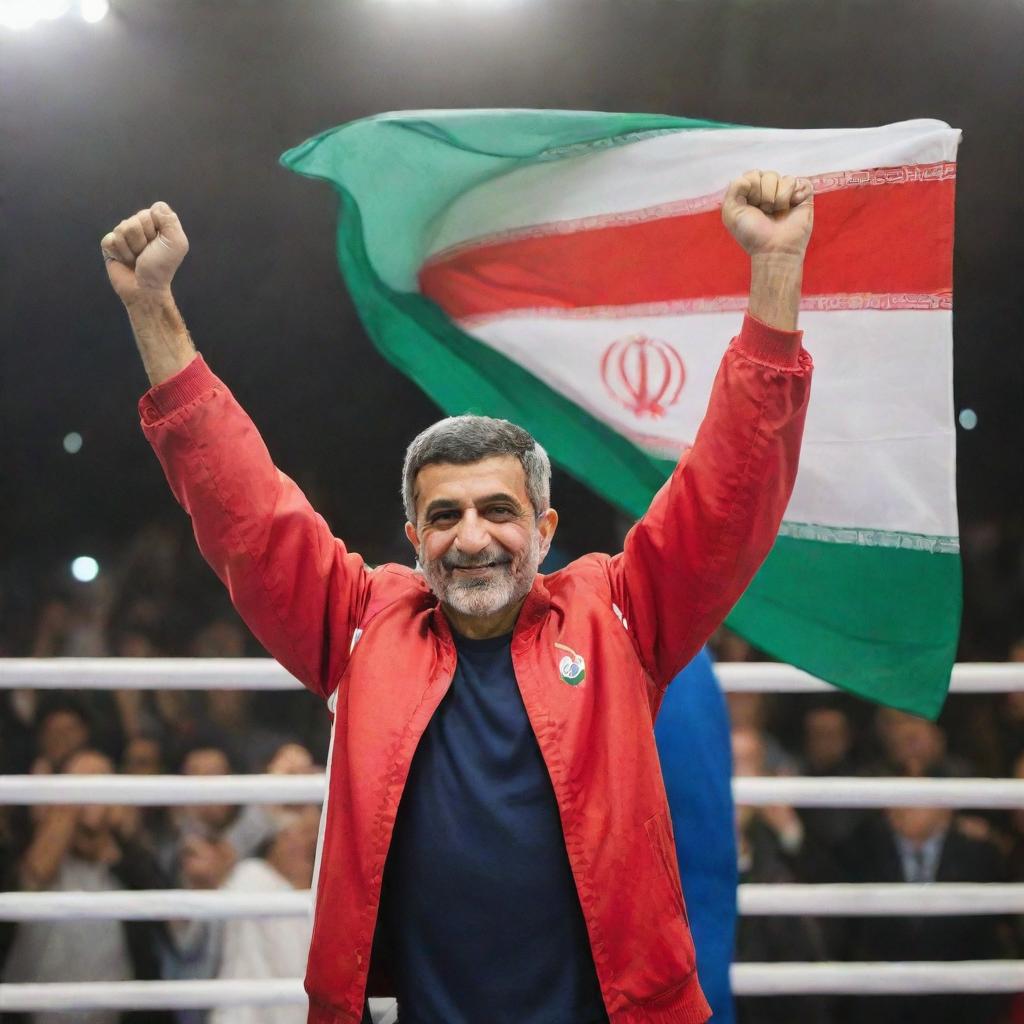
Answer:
958, 408, 978, 431
70, 556, 100, 582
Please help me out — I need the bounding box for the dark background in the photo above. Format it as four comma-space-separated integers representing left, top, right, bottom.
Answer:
3, 0, 1022, 654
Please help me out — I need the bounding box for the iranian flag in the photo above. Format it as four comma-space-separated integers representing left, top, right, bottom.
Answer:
281, 111, 961, 718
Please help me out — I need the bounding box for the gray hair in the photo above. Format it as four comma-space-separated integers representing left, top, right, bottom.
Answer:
402, 415, 551, 523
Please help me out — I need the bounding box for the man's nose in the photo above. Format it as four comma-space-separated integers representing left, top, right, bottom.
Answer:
454, 511, 490, 554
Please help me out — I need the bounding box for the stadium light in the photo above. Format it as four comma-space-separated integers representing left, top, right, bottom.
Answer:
70, 556, 100, 583
80, 0, 108, 22
0, 0, 106, 30
958, 408, 978, 431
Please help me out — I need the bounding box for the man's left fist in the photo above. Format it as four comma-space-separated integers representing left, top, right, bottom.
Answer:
722, 170, 814, 259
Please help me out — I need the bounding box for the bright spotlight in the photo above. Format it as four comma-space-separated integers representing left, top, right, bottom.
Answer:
62, 431, 83, 454
71, 556, 100, 582
43, 0, 73, 18
80, 0, 108, 23
958, 408, 978, 431
0, 1, 43, 29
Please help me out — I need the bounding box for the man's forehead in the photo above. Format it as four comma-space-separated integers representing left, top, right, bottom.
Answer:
414, 456, 529, 509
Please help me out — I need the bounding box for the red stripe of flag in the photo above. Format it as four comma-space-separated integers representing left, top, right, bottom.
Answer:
419, 175, 954, 321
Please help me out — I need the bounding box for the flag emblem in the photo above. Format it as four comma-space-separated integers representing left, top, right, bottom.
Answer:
555, 642, 586, 686
601, 334, 686, 418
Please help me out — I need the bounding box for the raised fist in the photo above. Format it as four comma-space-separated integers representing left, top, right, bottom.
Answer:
722, 170, 814, 259
101, 202, 189, 305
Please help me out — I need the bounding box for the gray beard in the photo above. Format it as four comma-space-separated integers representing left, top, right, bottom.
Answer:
419, 531, 541, 618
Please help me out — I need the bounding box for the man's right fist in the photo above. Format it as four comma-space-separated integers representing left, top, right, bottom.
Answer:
101, 202, 189, 306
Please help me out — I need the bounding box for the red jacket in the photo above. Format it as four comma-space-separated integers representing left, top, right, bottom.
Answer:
140, 313, 810, 1024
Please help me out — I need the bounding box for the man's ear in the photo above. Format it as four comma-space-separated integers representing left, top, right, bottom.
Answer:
537, 507, 559, 560
404, 521, 420, 552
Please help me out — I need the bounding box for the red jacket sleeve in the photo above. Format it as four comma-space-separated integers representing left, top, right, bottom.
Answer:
138, 355, 370, 700
609, 313, 812, 691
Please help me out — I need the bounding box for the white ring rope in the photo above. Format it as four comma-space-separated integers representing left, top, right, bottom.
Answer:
734, 776, 1024, 809
730, 961, 1024, 996
3, 660, 1022, 1006
736, 883, 1024, 917
3, 773, 1023, 808
0, 979, 305, 1012
3, 963, 1024, 1011
0, 773, 325, 805
0, 658, 1020, 693
3, 883, 1023, 922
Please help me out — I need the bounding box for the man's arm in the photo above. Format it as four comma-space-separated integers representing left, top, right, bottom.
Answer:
610, 171, 814, 690
19, 806, 78, 890
101, 204, 370, 698
101, 203, 196, 385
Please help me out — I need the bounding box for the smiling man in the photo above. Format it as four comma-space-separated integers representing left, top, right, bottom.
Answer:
103, 169, 813, 1024
403, 421, 557, 637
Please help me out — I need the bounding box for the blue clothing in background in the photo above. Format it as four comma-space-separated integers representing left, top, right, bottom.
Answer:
380, 631, 607, 1024
655, 648, 738, 1023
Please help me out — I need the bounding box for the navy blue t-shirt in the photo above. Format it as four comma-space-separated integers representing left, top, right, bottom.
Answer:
378, 631, 608, 1024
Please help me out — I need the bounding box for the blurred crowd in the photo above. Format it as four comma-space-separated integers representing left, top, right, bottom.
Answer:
723, 630, 1024, 1024
0, 516, 1022, 1024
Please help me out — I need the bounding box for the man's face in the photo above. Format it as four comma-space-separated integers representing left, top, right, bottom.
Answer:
803, 709, 851, 772
405, 456, 557, 619
877, 709, 944, 774
731, 727, 766, 778
180, 747, 234, 832
65, 750, 117, 860
886, 805, 952, 844
123, 737, 163, 776
39, 709, 90, 769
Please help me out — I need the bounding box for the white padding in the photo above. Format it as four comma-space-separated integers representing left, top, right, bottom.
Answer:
1, 658, 1020, 693
3, 965, 1024, 1009
3, 774, 1023, 808
4, 884, 1023, 922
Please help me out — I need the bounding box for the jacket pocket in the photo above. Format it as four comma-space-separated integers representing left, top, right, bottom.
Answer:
644, 810, 688, 926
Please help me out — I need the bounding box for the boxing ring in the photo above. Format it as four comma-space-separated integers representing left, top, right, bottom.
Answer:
1, 659, 1022, 1014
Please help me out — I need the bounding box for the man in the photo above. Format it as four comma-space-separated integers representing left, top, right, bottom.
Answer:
839, 792, 1011, 1024
158, 733, 277, 1023
101, 169, 813, 1024
211, 744, 323, 1024
730, 728, 834, 1024
3, 750, 172, 1024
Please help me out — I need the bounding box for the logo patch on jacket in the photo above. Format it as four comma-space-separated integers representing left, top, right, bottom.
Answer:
554, 642, 586, 686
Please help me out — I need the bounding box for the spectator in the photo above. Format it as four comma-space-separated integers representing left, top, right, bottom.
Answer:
210, 743, 321, 1024
34, 699, 94, 773
731, 726, 835, 882
797, 705, 865, 850
159, 735, 275, 1024
869, 708, 972, 778
838, 787, 1012, 1024
727, 695, 796, 775
122, 729, 173, 852
732, 727, 833, 1024
2, 750, 172, 1024
122, 731, 166, 777
800, 706, 855, 776
192, 619, 303, 772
